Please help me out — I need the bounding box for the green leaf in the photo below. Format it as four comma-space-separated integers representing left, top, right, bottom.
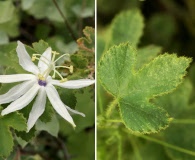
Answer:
164, 107, 195, 160
67, 130, 95, 160
74, 88, 95, 132
59, 88, 95, 135
97, 37, 106, 62
16, 127, 36, 142
32, 40, 49, 54
60, 89, 77, 108
24, 0, 64, 22
136, 45, 162, 70
0, 11, 20, 38
77, 27, 95, 53
71, 54, 88, 69
154, 79, 193, 117
35, 114, 59, 137
0, 1, 15, 24
0, 42, 17, 66
39, 101, 54, 123
98, 43, 191, 134
21, 0, 36, 10
0, 31, 8, 45
0, 108, 26, 158
72, 4, 94, 18
109, 9, 144, 47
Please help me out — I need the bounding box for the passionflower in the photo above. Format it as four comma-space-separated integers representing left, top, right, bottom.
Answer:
0, 41, 95, 132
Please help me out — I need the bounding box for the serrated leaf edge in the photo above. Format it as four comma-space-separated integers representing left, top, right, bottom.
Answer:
109, 9, 144, 47
98, 42, 137, 97
118, 98, 173, 134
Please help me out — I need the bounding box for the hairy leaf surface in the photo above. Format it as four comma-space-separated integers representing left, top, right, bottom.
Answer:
98, 43, 191, 134
0, 108, 26, 158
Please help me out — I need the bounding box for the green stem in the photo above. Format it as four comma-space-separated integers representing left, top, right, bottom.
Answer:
106, 98, 118, 118
115, 132, 122, 160
52, 0, 77, 41
172, 119, 195, 124
139, 135, 195, 156
97, 86, 104, 114
107, 119, 123, 123
129, 136, 142, 160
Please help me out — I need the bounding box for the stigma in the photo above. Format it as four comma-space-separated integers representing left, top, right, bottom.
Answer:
38, 79, 47, 87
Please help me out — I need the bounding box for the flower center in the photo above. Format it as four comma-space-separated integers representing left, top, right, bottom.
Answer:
32, 50, 73, 83
38, 79, 47, 87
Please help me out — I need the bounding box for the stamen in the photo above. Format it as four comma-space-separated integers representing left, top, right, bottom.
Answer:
55, 65, 74, 73
32, 56, 36, 61
33, 54, 51, 63
60, 78, 68, 83
52, 51, 60, 55
38, 74, 45, 80
53, 69, 68, 83
52, 51, 60, 62
31, 54, 50, 67
69, 65, 73, 73
54, 53, 70, 63
52, 71, 56, 78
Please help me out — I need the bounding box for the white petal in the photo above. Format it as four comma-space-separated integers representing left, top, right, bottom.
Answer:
0, 79, 36, 104
0, 74, 36, 83
1, 84, 40, 116
27, 87, 46, 132
65, 104, 85, 117
17, 41, 39, 74
38, 47, 52, 74
45, 84, 76, 127
50, 79, 95, 89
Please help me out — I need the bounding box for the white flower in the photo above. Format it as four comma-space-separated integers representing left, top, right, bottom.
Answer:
0, 41, 95, 132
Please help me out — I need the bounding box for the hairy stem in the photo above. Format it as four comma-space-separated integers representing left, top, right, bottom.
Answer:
106, 98, 118, 118
139, 134, 195, 156
172, 119, 195, 124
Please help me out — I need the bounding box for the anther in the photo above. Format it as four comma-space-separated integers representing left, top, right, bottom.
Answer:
52, 51, 60, 55
60, 78, 68, 83
69, 65, 73, 73
32, 56, 36, 61
38, 74, 45, 80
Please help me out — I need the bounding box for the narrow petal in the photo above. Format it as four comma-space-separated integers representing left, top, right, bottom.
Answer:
50, 79, 95, 89
65, 104, 85, 117
0, 80, 36, 104
38, 47, 52, 74
45, 84, 76, 127
0, 74, 36, 83
17, 41, 39, 74
27, 87, 46, 132
1, 84, 40, 116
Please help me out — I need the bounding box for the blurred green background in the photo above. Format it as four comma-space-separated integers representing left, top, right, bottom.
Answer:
97, 0, 195, 58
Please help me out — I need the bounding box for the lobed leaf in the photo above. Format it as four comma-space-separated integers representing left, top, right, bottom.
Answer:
77, 26, 95, 53
35, 114, 59, 137
32, 40, 49, 54
0, 108, 26, 158
109, 9, 144, 47
136, 45, 162, 70
74, 88, 95, 132
0, 1, 15, 24
98, 43, 192, 134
